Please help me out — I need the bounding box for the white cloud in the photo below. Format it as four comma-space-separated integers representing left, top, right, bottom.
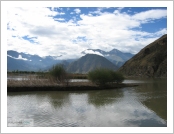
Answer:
132, 9, 167, 22
74, 8, 81, 14
7, 7, 167, 59
82, 50, 104, 57
57, 12, 65, 15
54, 18, 65, 21
117, 7, 124, 11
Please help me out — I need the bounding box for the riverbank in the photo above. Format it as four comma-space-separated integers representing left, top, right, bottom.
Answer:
7, 82, 138, 92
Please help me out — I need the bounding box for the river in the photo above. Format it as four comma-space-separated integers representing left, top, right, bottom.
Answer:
7, 78, 167, 127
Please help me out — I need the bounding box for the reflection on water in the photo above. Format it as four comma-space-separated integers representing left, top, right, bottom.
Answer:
7, 78, 167, 127
134, 78, 167, 121
88, 89, 123, 107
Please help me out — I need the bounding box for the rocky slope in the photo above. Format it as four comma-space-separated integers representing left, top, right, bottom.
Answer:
118, 34, 167, 77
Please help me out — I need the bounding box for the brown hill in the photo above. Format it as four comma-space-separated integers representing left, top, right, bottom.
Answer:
118, 34, 167, 77
67, 54, 118, 73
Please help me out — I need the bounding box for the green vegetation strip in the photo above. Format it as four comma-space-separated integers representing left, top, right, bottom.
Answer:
8, 65, 138, 92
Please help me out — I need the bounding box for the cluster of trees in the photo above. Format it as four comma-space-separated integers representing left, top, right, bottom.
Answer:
88, 68, 124, 86
48, 65, 124, 86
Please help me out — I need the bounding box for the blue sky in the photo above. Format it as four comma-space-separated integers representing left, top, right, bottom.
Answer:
7, 6, 167, 59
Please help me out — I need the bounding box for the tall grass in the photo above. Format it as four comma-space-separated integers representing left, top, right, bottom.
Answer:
7, 74, 95, 87
7, 75, 59, 87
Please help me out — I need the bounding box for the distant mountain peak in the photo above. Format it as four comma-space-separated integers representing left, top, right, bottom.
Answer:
109, 49, 121, 53
81, 48, 134, 67
67, 54, 119, 73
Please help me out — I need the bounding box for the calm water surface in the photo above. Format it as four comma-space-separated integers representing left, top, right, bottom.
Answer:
7, 78, 167, 127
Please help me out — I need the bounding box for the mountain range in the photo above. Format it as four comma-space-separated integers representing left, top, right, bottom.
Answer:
7, 48, 134, 72
118, 34, 167, 77
81, 49, 134, 67
7, 50, 74, 71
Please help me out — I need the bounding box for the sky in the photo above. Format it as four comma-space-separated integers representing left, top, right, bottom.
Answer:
7, 6, 167, 59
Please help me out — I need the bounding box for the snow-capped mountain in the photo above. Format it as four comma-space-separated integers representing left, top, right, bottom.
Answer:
7, 50, 74, 71
7, 49, 134, 71
81, 49, 134, 67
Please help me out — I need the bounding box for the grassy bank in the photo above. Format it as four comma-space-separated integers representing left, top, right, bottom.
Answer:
7, 68, 137, 92
7, 76, 138, 92
8, 72, 88, 79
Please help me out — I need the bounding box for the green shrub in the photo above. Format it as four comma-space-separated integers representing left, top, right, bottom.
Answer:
88, 68, 124, 85
111, 72, 125, 83
49, 64, 69, 85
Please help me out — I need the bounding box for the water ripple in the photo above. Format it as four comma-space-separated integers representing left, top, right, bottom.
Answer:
7, 79, 167, 127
